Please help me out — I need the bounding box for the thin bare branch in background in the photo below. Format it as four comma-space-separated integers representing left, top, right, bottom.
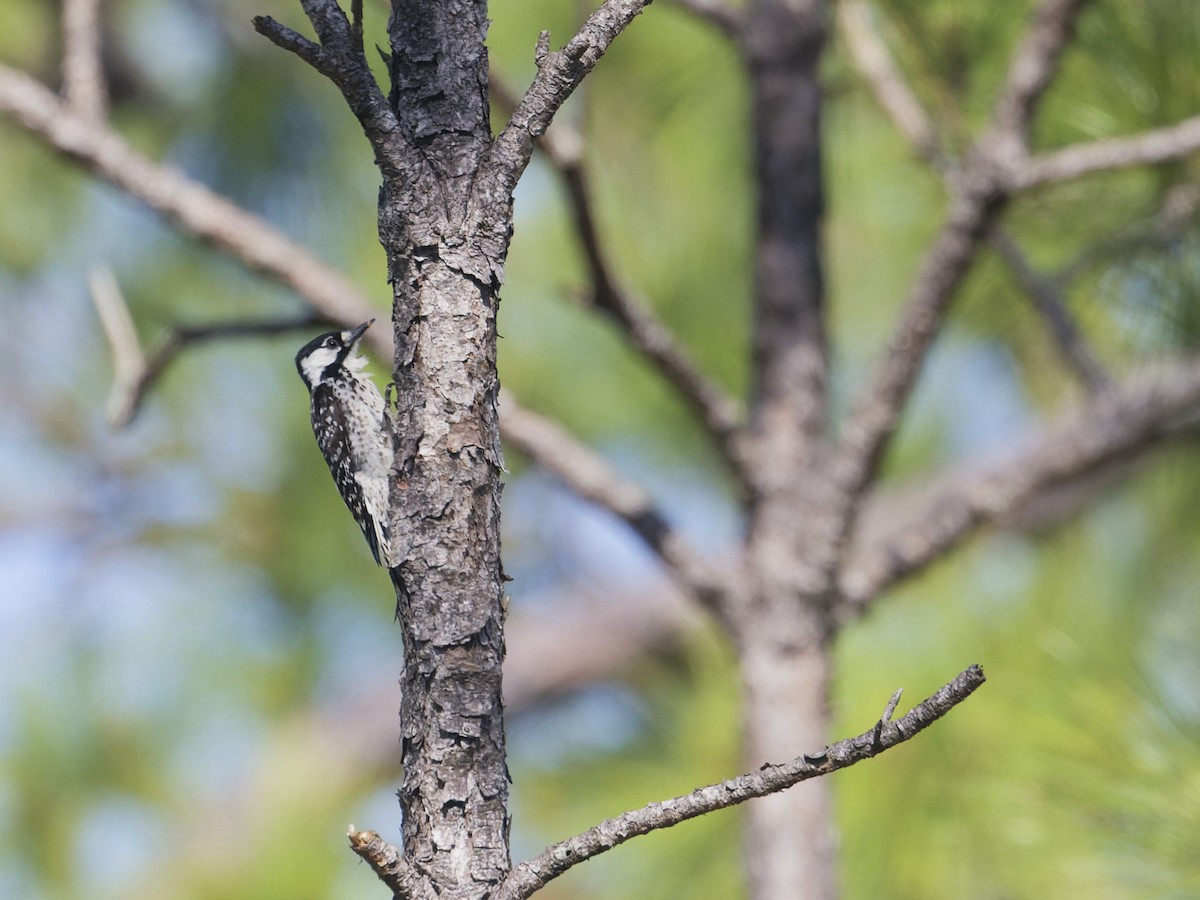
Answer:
0, 65, 384, 351
841, 353, 1200, 612
88, 266, 144, 425
496, 665, 987, 900
837, 0, 941, 166
88, 270, 328, 427
988, 0, 1091, 159
989, 229, 1113, 394
61, 0, 107, 119
835, 0, 1092, 519
491, 76, 748, 483
500, 390, 733, 616
1017, 114, 1200, 189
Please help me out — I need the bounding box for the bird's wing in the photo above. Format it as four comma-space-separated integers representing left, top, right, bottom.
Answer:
311, 383, 384, 565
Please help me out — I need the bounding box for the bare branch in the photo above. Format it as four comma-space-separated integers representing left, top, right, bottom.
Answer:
252, 16, 332, 74
499, 390, 732, 616
482, 0, 654, 200
61, 0, 106, 119
579, 257, 748, 478
834, 0, 1091, 530
88, 267, 144, 425
347, 830, 430, 900
88, 269, 328, 427
490, 75, 747, 482
841, 353, 1200, 612
878, 687, 904, 726
0, 65, 383, 347
300, 0, 355, 44
253, 1, 407, 173
989, 229, 1112, 394
869, 686, 906, 750
988, 0, 1091, 160
661, 0, 742, 38
496, 665, 987, 900
350, 0, 365, 45
835, 181, 1001, 500
837, 0, 941, 166
1014, 114, 1200, 190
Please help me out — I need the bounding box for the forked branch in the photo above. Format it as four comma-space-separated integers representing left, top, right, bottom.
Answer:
834, 0, 1092, 527
253, 0, 413, 176
496, 665, 987, 900
482, 0, 655, 200
841, 353, 1200, 612
89, 266, 329, 427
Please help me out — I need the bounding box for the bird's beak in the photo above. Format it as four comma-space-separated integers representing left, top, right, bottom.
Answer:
346, 319, 374, 345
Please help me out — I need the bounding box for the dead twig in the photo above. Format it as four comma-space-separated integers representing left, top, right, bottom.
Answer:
496, 665, 986, 900
88, 267, 328, 427
837, 0, 941, 166
500, 390, 732, 617
834, 0, 1093, 533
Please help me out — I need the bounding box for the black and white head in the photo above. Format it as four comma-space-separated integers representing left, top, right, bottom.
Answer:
295, 320, 373, 391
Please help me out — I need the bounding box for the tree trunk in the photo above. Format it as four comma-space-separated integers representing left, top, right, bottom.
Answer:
381, 2, 512, 895
737, 477, 839, 900
740, 634, 835, 900
740, 0, 836, 894
388, 255, 509, 896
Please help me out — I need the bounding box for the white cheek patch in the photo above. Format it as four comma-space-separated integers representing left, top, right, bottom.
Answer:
301, 347, 340, 384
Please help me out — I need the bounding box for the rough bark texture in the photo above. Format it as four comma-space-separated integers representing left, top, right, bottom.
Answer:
257, 0, 516, 894
388, 249, 509, 896
375, 2, 654, 895
379, 3, 511, 896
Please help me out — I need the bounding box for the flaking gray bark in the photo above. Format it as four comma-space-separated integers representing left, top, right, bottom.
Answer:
382, 6, 510, 894
261, 1, 510, 894
257, 1, 652, 896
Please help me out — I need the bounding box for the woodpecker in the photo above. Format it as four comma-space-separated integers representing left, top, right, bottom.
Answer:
295, 319, 397, 567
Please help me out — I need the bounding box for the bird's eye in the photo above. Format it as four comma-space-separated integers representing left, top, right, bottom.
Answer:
324, 337, 338, 348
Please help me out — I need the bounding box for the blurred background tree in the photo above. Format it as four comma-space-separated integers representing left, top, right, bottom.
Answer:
1, 0, 1199, 898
